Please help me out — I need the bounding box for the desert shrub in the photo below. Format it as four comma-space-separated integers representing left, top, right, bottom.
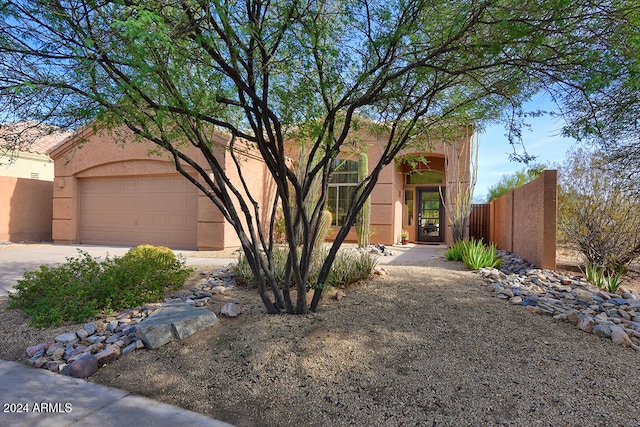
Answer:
445, 238, 501, 270
581, 261, 624, 293
8, 248, 192, 327
234, 247, 377, 289
559, 148, 640, 272
122, 244, 177, 269
460, 238, 502, 270
445, 240, 469, 261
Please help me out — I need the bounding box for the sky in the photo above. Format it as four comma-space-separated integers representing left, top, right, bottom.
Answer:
474, 93, 578, 202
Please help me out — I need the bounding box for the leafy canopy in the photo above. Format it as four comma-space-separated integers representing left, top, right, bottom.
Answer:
1, 0, 637, 314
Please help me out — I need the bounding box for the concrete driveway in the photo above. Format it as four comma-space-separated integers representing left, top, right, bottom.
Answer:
0, 243, 236, 296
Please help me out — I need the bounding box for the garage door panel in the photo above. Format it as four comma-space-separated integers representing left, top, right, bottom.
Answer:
79, 176, 198, 250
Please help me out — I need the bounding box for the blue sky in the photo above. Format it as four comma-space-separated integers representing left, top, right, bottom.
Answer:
474, 93, 577, 202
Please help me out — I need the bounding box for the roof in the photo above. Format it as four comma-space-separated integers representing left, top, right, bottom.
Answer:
0, 121, 73, 155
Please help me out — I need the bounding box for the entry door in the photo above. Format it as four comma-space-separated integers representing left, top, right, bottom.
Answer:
417, 188, 444, 242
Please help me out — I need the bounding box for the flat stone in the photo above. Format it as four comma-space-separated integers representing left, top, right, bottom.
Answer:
55, 332, 78, 344
84, 322, 96, 335
136, 305, 218, 350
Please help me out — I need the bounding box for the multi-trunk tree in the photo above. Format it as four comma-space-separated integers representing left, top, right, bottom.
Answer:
1, 0, 637, 314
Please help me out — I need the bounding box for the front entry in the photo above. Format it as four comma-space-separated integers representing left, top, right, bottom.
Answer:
417, 188, 444, 242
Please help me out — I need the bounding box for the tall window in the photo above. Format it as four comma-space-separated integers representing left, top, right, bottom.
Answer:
326, 159, 359, 226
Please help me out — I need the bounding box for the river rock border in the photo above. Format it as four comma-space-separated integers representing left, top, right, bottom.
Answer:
24, 266, 238, 378
478, 251, 640, 350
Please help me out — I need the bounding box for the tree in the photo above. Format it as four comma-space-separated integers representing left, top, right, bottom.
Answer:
0, 0, 636, 314
558, 148, 640, 271
485, 163, 547, 202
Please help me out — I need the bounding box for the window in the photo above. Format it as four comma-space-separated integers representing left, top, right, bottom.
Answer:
404, 189, 414, 227
327, 159, 358, 226
406, 170, 443, 185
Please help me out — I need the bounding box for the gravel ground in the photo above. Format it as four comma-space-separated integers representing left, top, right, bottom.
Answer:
1, 257, 640, 426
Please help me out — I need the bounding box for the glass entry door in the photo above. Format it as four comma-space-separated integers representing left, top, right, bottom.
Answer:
417, 188, 444, 242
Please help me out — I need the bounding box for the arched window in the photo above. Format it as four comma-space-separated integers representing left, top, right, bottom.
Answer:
327, 159, 358, 226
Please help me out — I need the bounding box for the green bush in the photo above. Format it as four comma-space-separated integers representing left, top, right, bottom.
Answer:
445, 240, 468, 261
8, 248, 192, 327
234, 247, 377, 289
582, 261, 624, 293
461, 238, 502, 270
445, 238, 501, 270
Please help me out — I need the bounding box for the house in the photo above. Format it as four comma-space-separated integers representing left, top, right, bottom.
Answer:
0, 122, 72, 242
48, 124, 473, 250
0, 121, 71, 181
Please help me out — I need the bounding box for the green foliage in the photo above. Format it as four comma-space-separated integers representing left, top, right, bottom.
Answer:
486, 164, 547, 202
446, 238, 502, 270
445, 239, 469, 261
122, 244, 177, 269
234, 247, 377, 290
356, 151, 371, 248
8, 248, 192, 327
559, 148, 640, 271
581, 261, 624, 293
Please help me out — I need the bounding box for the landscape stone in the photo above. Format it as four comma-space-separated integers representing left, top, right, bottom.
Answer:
136, 305, 219, 349
26, 341, 53, 357
55, 332, 78, 344
66, 354, 98, 378
96, 344, 121, 366
221, 303, 242, 317
611, 326, 633, 347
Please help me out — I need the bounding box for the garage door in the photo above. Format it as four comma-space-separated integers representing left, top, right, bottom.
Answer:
79, 176, 198, 250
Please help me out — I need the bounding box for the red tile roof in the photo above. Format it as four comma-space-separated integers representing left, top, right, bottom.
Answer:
0, 121, 72, 155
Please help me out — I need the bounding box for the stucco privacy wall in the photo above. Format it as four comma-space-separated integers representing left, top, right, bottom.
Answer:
489, 170, 557, 269
0, 176, 53, 242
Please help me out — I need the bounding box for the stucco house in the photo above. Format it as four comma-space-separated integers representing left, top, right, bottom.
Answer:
0, 122, 72, 242
48, 125, 473, 250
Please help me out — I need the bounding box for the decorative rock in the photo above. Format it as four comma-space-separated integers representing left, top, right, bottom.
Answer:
66, 354, 98, 378
26, 341, 54, 358
76, 328, 89, 340
55, 333, 78, 344
566, 310, 580, 325
136, 305, 219, 349
577, 316, 595, 333
211, 285, 227, 295
593, 323, 612, 338
334, 290, 346, 301
95, 344, 121, 366
611, 326, 633, 347
84, 322, 96, 335
221, 303, 242, 318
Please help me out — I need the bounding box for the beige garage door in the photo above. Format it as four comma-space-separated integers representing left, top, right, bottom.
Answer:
79, 176, 198, 250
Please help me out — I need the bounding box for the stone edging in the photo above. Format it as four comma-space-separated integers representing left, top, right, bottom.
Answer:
477, 251, 640, 350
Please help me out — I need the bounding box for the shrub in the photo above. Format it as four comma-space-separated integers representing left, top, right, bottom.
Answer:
8, 248, 192, 327
581, 261, 624, 293
460, 238, 502, 270
445, 240, 468, 261
559, 148, 640, 272
234, 247, 377, 289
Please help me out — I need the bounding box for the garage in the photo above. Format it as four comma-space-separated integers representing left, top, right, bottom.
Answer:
78, 175, 198, 250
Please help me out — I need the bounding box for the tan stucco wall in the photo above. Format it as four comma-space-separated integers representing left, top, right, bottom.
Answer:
489, 170, 557, 269
49, 126, 242, 250
0, 176, 53, 242
0, 151, 55, 181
